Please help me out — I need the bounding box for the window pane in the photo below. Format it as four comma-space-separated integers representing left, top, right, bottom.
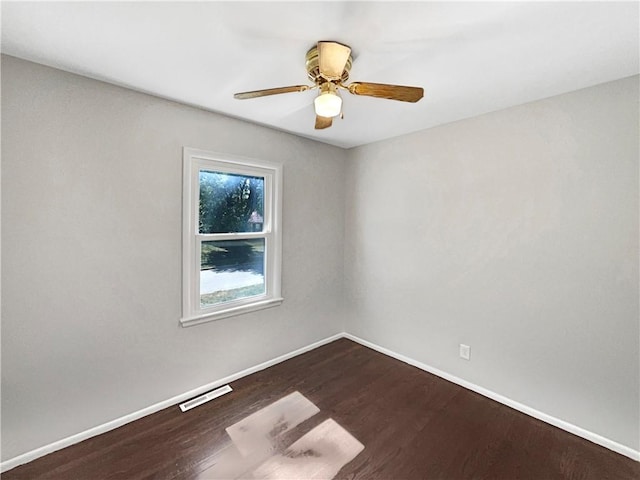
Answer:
199, 170, 264, 233
200, 239, 265, 307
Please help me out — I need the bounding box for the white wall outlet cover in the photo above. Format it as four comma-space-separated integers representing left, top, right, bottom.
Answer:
459, 344, 471, 360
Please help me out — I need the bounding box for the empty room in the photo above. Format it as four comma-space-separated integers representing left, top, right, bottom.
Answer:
1, 1, 638, 479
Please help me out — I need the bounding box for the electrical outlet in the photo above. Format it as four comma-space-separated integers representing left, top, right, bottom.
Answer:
459, 344, 471, 360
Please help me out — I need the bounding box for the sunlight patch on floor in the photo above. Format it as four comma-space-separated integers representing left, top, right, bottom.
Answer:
199, 391, 364, 479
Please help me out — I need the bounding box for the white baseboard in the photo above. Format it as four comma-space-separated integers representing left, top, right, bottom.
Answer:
342, 332, 640, 462
3, 330, 638, 472
0, 332, 343, 473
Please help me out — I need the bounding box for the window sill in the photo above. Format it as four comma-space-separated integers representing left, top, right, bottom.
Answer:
180, 297, 284, 327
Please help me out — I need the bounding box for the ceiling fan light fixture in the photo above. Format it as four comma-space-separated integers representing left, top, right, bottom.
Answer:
314, 82, 342, 118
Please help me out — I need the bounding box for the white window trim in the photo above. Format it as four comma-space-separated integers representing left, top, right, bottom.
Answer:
180, 148, 283, 327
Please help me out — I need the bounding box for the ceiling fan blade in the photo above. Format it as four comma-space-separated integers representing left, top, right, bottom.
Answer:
234, 85, 310, 99
347, 82, 424, 103
318, 41, 352, 81
315, 115, 333, 130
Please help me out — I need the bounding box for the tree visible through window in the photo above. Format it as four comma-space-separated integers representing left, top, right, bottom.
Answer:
182, 149, 283, 326
199, 171, 264, 233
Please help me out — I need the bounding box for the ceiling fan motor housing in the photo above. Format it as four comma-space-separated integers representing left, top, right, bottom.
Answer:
305, 45, 352, 84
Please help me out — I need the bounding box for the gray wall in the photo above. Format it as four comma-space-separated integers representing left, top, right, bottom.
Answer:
344, 75, 639, 450
1, 55, 347, 460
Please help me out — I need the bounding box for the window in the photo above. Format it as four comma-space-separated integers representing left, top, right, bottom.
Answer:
181, 148, 283, 327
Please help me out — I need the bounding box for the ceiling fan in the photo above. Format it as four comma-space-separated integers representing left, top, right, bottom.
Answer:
233, 41, 424, 130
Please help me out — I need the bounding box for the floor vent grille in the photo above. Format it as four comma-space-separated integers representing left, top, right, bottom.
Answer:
179, 385, 233, 412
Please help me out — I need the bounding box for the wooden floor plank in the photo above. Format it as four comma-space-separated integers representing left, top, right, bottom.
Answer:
3, 338, 638, 479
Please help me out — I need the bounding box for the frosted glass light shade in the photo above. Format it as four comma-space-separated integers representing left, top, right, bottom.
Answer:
314, 92, 342, 118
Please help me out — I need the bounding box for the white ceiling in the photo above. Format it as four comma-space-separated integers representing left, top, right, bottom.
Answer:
2, 1, 638, 149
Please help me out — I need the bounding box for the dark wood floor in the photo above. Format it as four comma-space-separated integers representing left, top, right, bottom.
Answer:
3, 338, 639, 479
